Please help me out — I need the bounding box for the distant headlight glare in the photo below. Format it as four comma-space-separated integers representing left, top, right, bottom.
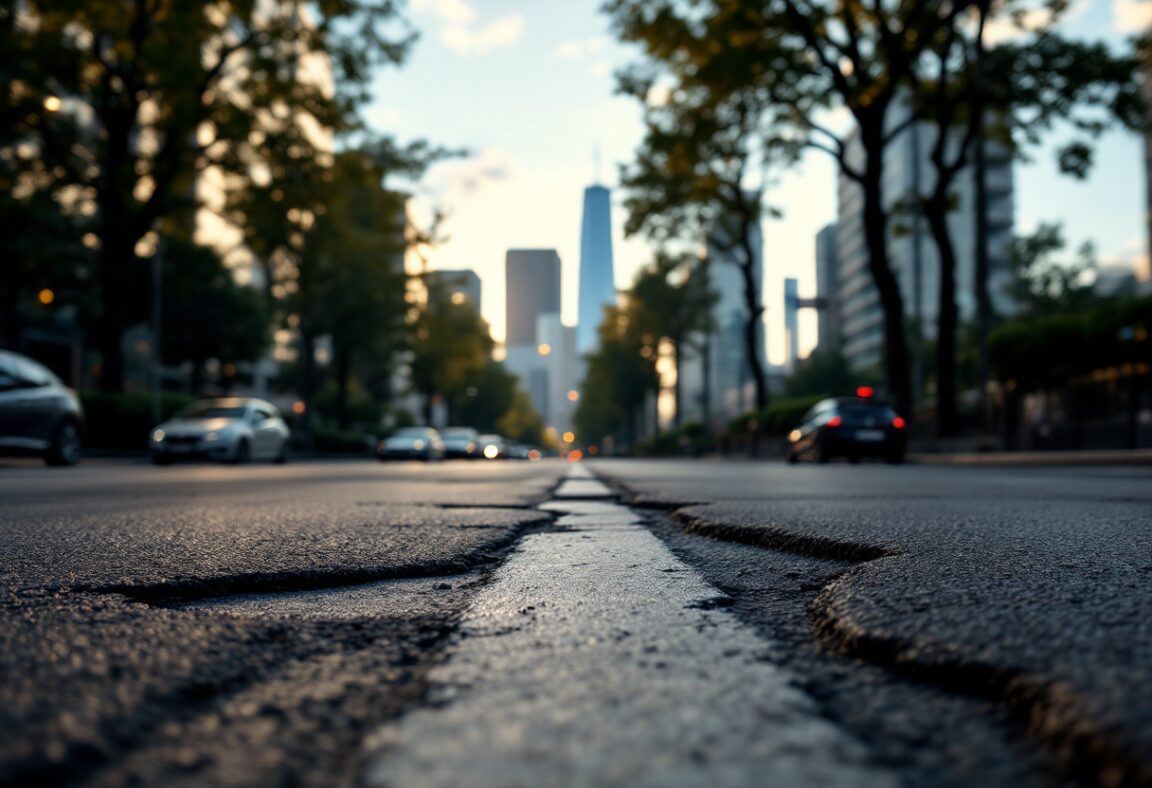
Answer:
483, 444, 499, 459
412, 439, 426, 450
152, 429, 165, 443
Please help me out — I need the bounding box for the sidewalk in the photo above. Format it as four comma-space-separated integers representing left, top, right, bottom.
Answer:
909, 448, 1152, 466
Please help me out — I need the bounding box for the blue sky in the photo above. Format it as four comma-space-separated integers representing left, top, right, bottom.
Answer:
367, 0, 1151, 361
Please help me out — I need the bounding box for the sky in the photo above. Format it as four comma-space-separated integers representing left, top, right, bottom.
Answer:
367, 0, 1152, 363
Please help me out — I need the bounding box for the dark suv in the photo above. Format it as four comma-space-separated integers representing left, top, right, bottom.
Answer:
0, 350, 84, 466
786, 396, 906, 464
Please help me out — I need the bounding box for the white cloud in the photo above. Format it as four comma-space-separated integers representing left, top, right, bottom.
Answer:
411, 0, 474, 26
590, 62, 611, 79
429, 148, 513, 199
414, 0, 523, 57
1113, 0, 1152, 32
556, 36, 609, 60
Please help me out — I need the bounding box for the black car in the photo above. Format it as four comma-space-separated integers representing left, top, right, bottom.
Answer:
786, 396, 905, 464
0, 350, 84, 466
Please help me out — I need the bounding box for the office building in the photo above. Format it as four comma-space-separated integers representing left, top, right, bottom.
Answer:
427, 269, 482, 313
835, 118, 1015, 373
814, 224, 841, 349
577, 185, 617, 355
505, 250, 561, 348
678, 213, 769, 426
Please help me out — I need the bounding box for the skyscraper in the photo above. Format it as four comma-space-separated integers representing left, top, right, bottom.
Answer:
505, 250, 561, 347
577, 185, 616, 355
425, 269, 482, 313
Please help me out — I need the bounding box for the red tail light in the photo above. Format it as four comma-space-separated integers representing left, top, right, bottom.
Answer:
892, 416, 906, 429
856, 386, 874, 398
827, 415, 843, 428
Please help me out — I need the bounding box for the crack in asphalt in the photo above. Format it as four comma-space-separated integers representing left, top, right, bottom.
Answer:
626, 490, 1149, 788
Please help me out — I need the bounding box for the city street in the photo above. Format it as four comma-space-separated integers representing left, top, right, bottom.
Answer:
1, 458, 1149, 786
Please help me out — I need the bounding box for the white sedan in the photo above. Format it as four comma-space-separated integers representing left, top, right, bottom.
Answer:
150, 398, 291, 465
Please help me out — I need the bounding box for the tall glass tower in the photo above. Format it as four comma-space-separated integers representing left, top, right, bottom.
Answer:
577, 185, 616, 355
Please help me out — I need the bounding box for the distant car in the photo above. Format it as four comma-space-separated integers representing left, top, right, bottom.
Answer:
150, 398, 290, 465
0, 350, 84, 466
507, 443, 542, 461
440, 427, 480, 459
476, 433, 507, 460
377, 427, 444, 461
786, 396, 906, 464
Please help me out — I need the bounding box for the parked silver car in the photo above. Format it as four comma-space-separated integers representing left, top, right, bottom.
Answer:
150, 398, 290, 465
0, 350, 84, 466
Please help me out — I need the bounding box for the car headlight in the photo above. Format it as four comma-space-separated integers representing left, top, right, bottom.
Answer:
204, 431, 219, 442
483, 444, 500, 459
152, 429, 165, 443
412, 439, 426, 450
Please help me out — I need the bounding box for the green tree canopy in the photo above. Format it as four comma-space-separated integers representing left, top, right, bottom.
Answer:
573, 303, 660, 450
1, 1, 415, 390
160, 238, 268, 389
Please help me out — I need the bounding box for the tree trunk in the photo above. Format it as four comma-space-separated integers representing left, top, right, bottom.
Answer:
924, 194, 959, 438
735, 228, 768, 413
95, 238, 131, 392
671, 339, 683, 428
859, 130, 913, 421
334, 348, 352, 431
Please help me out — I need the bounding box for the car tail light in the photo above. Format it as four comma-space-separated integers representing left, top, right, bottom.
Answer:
892, 416, 906, 429
856, 386, 874, 398
827, 415, 842, 428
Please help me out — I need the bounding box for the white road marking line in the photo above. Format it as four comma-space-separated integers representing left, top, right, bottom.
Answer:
362, 470, 893, 787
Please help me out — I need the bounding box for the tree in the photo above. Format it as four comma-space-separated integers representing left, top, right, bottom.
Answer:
159, 238, 268, 392
1006, 223, 1098, 316
628, 254, 716, 425
306, 151, 408, 430
783, 347, 858, 400
907, 5, 1143, 436
573, 303, 660, 450
1, 1, 415, 390
408, 278, 494, 426
612, 47, 777, 412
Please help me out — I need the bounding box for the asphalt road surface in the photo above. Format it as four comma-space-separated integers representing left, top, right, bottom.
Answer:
0, 457, 1148, 787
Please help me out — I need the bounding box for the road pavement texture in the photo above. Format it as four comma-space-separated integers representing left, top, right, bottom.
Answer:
0, 460, 562, 786
361, 467, 892, 787
589, 459, 1152, 787
2, 457, 1149, 786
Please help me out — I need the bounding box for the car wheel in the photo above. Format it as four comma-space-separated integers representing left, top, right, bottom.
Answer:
273, 442, 289, 464
150, 452, 172, 466
786, 447, 799, 465
886, 450, 905, 465
44, 419, 82, 466
231, 439, 251, 464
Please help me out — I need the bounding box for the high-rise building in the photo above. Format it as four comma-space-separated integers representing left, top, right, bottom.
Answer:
577, 185, 617, 355
835, 116, 1014, 374
678, 214, 769, 427
427, 269, 482, 313
814, 224, 840, 350
505, 250, 561, 348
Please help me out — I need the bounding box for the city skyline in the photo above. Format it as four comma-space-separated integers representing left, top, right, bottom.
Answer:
375, 0, 1151, 363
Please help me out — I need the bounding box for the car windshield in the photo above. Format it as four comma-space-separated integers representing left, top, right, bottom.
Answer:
177, 403, 247, 420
